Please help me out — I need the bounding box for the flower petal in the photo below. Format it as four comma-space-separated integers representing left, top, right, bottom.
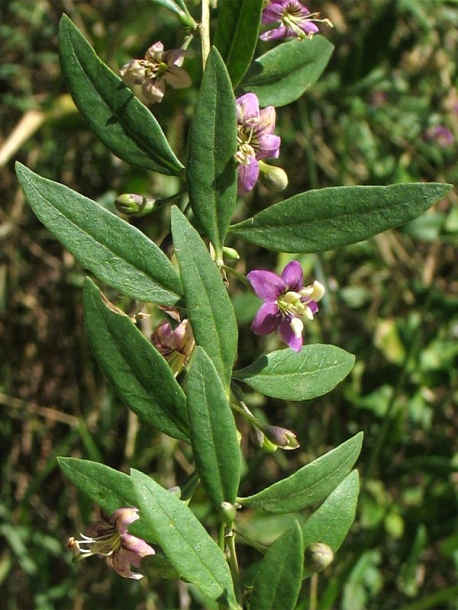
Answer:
238, 159, 260, 194
164, 66, 192, 89
237, 93, 260, 122
261, 1, 285, 23
251, 301, 282, 335
247, 269, 286, 300
281, 261, 303, 291
121, 533, 155, 558
259, 24, 288, 41
279, 318, 303, 352
111, 548, 143, 580
258, 106, 277, 134
112, 508, 139, 534
256, 134, 281, 159
143, 78, 166, 103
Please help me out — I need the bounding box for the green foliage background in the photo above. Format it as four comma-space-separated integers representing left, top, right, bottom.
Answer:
1, 0, 458, 608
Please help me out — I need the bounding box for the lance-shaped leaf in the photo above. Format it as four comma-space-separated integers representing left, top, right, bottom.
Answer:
214, 0, 264, 87
233, 345, 355, 401
230, 183, 453, 252
83, 278, 189, 442
59, 14, 183, 174
250, 522, 303, 610
171, 207, 238, 389
57, 458, 157, 542
16, 163, 182, 305
238, 433, 363, 513
187, 347, 240, 507
302, 470, 360, 579
238, 36, 334, 107
132, 469, 237, 608
187, 48, 238, 258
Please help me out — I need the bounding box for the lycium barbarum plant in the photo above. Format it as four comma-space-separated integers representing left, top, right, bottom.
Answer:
16, 0, 452, 607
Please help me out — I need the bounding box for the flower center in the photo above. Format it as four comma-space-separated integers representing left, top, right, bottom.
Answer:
235, 118, 261, 165
277, 290, 314, 320
68, 527, 122, 562
281, 4, 331, 39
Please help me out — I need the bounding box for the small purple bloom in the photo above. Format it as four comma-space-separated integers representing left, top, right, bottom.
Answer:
120, 41, 191, 104
151, 316, 195, 376
247, 261, 325, 352
260, 0, 333, 42
425, 125, 454, 147
68, 507, 154, 580
235, 93, 281, 194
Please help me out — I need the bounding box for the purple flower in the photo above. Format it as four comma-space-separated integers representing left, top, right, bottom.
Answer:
425, 125, 454, 147
120, 41, 191, 104
235, 93, 281, 194
151, 316, 195, 376
67, 508, 154, 580
260, 0, 333, 42
247, 261, 325, 352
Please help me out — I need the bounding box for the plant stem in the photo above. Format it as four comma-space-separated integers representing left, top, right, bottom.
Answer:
201, 0, 211, 69
225, 528, 244, 608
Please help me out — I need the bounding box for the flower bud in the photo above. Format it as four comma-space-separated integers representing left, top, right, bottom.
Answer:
220, 502, 237, 526
151, 318, 195, 376
222, 246, 240, 261
304, 543, 334, 573
115, 193, 156, 217
258, 160, 288, 192
261, 425, 300, 450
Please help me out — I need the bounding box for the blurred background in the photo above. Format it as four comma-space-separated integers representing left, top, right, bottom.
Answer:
1, 0, 457, 608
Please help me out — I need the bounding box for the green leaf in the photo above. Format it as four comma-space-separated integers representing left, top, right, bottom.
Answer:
250, 522, 303, 610
148, 0, 190, 19
131, 469, 237, 608
233, 345, 355, 401
302, 470, 360, 579
214, 0, 264, 87
58, 14, 183, 174
230, 183, 453, 252
57, 458, 157, 542
187, 347, 240, 507
83, 278, 189, 442
16, 163, 182, 305
187, 48, 238, 257
171, 207, 238, 389
238, 433, 363, 513
238, 36, 334, 107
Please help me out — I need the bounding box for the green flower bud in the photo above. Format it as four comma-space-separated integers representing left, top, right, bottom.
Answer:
258, 160, 288, 192
304, 543, 334, 573
222, 246, 240, 261
260, 424, 300, 450
115, 193, 156, 217
220, 502, 237, 526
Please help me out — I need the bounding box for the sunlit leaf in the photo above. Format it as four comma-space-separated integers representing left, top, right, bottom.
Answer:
187, 48, 237, 257
171, 207, 238, 389
250, 522, 303, 610
238, 433, 363, 513
83, 278, 189, 442
238, 36, 334, 107
230, 183, 453, 252
214, 0, 264, 87
16, 163, 182, 305
59, 14, 183, 174
302, 471, 360, 578
187, 347, 241, 506
132, 469, 237, 607
233, 345, 355, 400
